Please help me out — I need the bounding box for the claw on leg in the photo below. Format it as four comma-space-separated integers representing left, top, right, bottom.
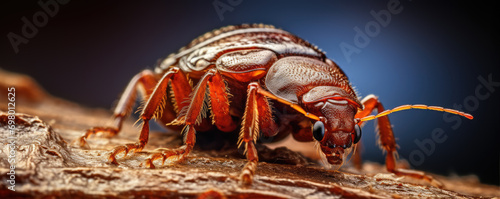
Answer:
239, 141, 258, 186
108, 142, 145, 165
144, 146, 191, 168
74, 127, 119, 149
391, 168, 443, 188
240, 160, 257, 186
144, 125, 196, 168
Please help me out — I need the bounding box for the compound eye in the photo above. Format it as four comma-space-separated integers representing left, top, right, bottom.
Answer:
352, 124, 362, 144
312, 121, 325, 141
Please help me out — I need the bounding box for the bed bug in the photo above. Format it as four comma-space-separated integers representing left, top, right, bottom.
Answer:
76, 24, 473, 186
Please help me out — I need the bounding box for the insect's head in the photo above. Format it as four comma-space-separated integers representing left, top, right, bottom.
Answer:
264, 56, 473, 167
301, 86, 362, 166
301, 85, 474, 167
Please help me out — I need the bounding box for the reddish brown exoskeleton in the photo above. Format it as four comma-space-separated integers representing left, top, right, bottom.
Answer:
76, 24, 472, 186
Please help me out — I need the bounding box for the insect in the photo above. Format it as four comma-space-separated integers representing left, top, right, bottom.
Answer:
76, 24, 472, 186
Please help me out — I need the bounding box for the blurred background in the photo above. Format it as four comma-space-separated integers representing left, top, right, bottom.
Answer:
1, 1, 498, 185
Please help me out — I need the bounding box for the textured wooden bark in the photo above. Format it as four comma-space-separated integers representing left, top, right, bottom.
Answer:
0, 69, 499, 198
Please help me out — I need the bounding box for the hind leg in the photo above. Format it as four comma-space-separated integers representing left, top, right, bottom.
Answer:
76, 69, 160, 148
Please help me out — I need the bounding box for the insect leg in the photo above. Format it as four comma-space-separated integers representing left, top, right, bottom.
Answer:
108, 67, 185, 164
145, 69, 224, 167
76, 69, 158, 148
238, 82, 261, 186
356, 94, 443, 187
256, 93, 279, 137
168, 68, 193, 113
207, 71, 237, 132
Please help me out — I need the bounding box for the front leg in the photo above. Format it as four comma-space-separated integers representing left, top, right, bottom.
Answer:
356, 94, 443, 187
238, 82, 261, 185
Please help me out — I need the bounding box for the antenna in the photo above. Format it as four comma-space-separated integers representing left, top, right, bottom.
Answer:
359, 104, 473, 122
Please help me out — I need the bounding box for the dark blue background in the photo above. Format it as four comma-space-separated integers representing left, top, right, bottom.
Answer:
1, 1, 498, 185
